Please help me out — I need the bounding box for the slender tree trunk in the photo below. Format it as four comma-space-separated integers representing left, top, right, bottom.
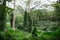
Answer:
12, 0, 15, 30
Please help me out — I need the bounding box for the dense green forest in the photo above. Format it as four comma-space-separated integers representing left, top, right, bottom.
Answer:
0, 0, 60, 40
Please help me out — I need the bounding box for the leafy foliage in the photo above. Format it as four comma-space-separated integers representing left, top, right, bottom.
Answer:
15, 14, 24, 30
0, 28, 32, 40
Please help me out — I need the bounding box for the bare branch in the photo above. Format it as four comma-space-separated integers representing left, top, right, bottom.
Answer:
31, 1, 45, 11
30, 0, 51, 11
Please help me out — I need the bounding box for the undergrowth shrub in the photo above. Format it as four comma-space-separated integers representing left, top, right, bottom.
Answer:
0, 28, 32, 40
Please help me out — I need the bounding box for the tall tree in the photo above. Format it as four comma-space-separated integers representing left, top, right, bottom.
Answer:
0, 0, 12, 31
7, 0, 16, 30
17, 0, 50, 32
0, 0, 6, 31
12, 0, 15, 30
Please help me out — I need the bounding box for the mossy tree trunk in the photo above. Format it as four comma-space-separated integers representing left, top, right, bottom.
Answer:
23, 11, 28, 31
0, 0, 6, 31
28, 13, 32, 33
23, 11, 32, 33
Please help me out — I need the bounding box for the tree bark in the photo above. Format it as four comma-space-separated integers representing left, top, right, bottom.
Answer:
12, 0, 15, 30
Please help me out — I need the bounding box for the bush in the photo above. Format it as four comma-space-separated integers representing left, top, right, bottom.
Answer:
0, 27, 60, 40
0, 28, 32, 40
38, 30, 60, 40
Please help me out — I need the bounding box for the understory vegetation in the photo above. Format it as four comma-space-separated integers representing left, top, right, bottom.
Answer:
0, 0, 60, 40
